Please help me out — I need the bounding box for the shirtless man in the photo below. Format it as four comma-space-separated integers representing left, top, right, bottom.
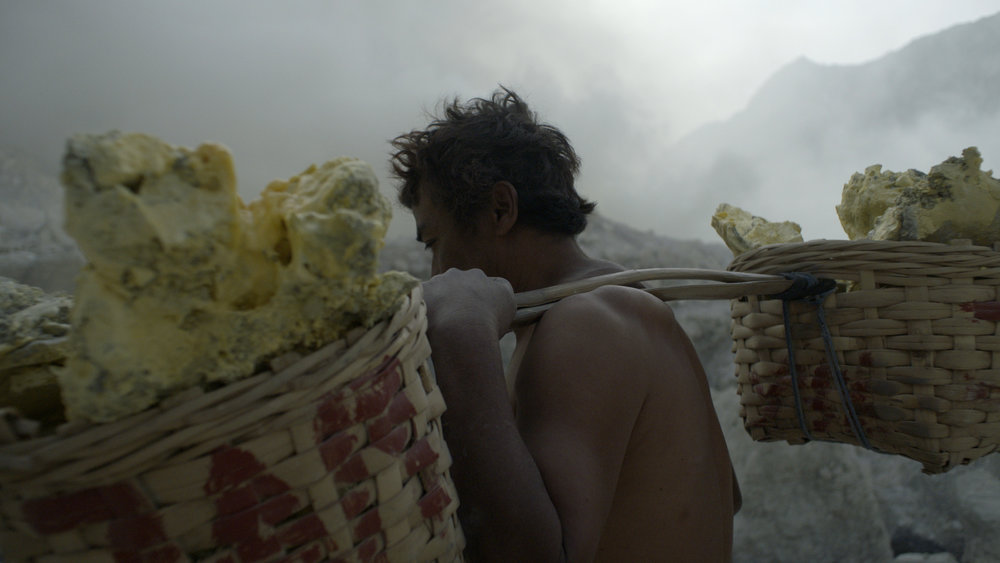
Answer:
391, 87, 739, 562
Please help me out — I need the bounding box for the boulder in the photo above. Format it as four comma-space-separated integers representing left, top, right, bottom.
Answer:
714, 388, 895, 562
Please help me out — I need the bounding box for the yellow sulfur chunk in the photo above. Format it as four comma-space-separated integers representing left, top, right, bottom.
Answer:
837, 147, 1000, 244
58, 132, 416, 423
711, 203, 803, 256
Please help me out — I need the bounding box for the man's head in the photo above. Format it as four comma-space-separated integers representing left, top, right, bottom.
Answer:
390, 87, 595, 237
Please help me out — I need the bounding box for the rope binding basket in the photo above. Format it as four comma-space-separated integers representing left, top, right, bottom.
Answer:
512, 240, 1000, 474
8, 237, 997, 560
0, 285, 464, 562
727, 238, 1000, 474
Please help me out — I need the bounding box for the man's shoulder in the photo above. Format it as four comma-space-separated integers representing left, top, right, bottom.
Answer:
542, 284, 675, 329
514, 286, 658, 406
524, 284, 680, 363
513, 285, 681, 411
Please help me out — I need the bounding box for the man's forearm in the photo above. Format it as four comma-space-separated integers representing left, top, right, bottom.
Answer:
428, 322, 565, 562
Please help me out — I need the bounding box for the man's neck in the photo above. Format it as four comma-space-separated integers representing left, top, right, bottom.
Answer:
499, 229, 621, 293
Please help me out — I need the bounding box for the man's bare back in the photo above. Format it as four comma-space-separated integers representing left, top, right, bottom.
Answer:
394, 87, 737, 560
510, 284, 735, 561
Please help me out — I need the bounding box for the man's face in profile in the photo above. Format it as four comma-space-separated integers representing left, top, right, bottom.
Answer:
411, 183, 496, 277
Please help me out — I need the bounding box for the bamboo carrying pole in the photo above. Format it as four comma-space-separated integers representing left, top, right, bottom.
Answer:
508, 238, 1000, 473
513, 268, 794, 325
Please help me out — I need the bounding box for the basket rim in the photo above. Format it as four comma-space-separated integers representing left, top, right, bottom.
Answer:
0, 284, 467, 562
728, 238, 1000, 280
730, 238, 1000, 260
0, 285, 427, 484
726, 240, 1000, 473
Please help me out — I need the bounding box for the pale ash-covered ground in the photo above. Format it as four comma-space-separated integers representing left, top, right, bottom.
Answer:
3, 150, 999, 562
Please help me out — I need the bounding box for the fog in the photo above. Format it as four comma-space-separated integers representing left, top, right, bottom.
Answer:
2, 1, 998, 243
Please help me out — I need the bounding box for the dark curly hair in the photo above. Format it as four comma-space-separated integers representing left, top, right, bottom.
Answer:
390, 87, 595, 235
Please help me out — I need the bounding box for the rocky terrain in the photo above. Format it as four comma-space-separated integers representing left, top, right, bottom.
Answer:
3, 148, 1000, 560
383, 217, 1000, 563
0, 150, 83, 293
7, 9, 1000, 548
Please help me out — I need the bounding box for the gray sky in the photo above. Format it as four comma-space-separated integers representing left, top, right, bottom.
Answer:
2, 1, 998, 242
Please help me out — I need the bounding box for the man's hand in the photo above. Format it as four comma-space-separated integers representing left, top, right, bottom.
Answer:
420, 268, 568, 561
422, 268, 516, 339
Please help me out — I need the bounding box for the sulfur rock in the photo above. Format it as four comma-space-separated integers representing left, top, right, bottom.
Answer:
0, 277, 71, 424
58, 131, 417, 423
711, 203, 804, 256
837, 147, 1000, 245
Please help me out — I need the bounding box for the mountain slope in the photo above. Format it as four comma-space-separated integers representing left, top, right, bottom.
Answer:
637, 12, 1000, 243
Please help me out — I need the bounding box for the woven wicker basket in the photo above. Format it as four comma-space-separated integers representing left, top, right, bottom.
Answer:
727, 239, 1000, 474
0, 286, 464, 562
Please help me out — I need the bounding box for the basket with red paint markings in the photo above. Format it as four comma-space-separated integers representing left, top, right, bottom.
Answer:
727, 239, 1000, 474
0, 286, 464, 562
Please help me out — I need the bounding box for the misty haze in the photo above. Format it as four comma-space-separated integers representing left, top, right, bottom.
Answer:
3, 4, 1000, 562
2, 4, 999, 246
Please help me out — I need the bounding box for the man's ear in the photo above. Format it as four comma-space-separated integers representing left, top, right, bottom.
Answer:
490, 181, 518, 235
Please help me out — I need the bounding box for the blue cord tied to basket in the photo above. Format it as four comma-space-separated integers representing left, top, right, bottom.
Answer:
771, 273, 874, 450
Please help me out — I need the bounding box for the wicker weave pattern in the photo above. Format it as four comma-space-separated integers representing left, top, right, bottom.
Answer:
728, 239, 1000, 473
0, 286, 464, 562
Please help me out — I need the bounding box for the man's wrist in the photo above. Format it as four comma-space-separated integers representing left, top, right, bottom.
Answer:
426, 305, 502, 339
